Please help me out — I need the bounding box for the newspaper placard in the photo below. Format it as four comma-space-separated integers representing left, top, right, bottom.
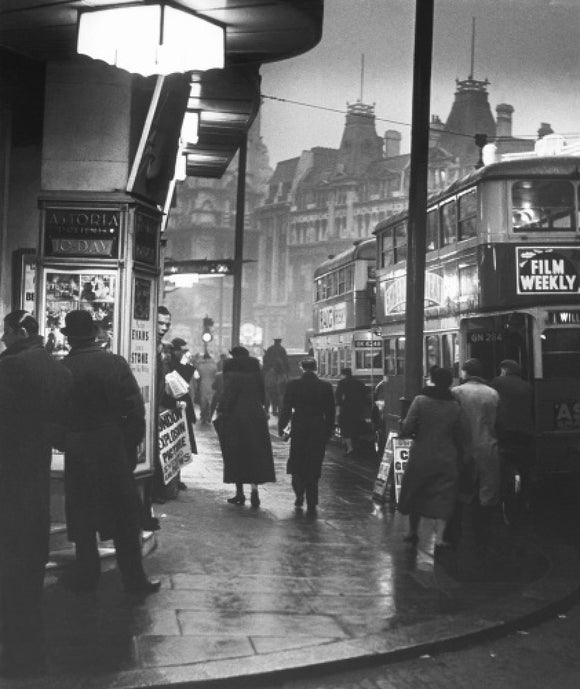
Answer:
372, 431, 398, 502
393, 437, 413, 504
158, 407, 192, 485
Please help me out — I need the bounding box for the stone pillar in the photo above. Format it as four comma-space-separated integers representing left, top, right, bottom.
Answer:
42, 60, 134, 192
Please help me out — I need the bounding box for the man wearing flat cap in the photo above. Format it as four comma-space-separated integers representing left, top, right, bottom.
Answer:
278, 358, 335, 514
60, 310, 160, 596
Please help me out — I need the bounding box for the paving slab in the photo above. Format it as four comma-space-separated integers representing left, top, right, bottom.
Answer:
9, 420, 580, 689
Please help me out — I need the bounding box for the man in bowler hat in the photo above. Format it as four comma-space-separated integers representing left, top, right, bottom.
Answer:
60, 310, 160, 596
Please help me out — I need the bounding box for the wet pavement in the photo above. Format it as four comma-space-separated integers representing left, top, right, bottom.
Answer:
16, 420, 580, 688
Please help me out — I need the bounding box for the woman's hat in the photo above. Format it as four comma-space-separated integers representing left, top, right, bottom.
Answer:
229, 346, 249, 357
61, 310, 97, 338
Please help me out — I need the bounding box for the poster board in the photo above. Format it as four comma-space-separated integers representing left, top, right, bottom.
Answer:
372, 431, 398, 502
158, 406, 192, 485
393, 437, 413, 504
129, 274, 157, 476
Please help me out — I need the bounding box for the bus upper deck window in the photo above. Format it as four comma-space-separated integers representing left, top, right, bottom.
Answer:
458, 189, 477, 240
426, 209, 439, 250
440, 200, 457, 246
512, 180, 574, 232
394, 222, 408, 263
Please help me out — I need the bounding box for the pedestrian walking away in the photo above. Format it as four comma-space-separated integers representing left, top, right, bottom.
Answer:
278, 357, 335, 514
398, 367, 463, 550
451, 357, 501, 551
262, 337, 290, 417
0, 310, 72, 677
335, 367, 368, 456
197, 350, 218, 423
60, 310, 160, 598
215, 346, 275, 507
489, 358, 535, 511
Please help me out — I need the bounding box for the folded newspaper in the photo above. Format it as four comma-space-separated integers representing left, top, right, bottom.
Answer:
165, 369, 190, 398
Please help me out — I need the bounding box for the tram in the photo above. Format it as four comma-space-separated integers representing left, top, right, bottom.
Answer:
374, 137, 580, 475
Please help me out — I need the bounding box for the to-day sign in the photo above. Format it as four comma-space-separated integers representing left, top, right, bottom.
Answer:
517, 247, 579, 295
158, 407, 192, 484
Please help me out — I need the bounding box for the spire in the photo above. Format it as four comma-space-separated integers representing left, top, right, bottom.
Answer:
469, 16, 475, 80
438, 18, 496, 166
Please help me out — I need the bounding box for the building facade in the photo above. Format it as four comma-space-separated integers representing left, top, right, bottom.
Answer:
254, 75, 548, 349
162, 114, 272, 354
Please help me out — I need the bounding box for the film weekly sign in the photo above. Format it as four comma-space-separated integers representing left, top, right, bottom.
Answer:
44, 208, 120, 259
516, 247, 580, 295
158, 407, 192, 484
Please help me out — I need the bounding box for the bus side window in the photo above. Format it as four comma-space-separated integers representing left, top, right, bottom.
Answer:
425, 335, 440, 375
396, 337, 406, 375
542, 328, 580, 378
385, 338, 397, 375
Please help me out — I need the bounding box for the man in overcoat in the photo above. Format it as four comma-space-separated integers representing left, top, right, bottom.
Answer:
452, 358, 500, 548
0, 310, 72, 676
60, 310, 160, 596
278, 358, 335, 513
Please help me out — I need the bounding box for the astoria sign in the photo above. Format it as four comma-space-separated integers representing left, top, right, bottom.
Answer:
44, 208, 120, 259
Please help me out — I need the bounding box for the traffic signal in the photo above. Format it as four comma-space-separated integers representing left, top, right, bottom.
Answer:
202, 315, 214, 343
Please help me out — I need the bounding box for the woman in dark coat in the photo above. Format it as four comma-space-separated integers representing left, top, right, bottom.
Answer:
217, 346, 275, 507
398, 367, 463, 549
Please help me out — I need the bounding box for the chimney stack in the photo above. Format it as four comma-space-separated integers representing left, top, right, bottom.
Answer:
384, 130, 401, 158
495, 103, 514, 138
429, 115, 445, 147
537, 122, 554, 139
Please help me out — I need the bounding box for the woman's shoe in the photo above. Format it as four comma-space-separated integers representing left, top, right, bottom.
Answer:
250, 490, 260, 507
227, 494, 245, 505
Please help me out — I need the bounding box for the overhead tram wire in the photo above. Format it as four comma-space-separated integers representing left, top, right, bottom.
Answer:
261, 93, 580, 144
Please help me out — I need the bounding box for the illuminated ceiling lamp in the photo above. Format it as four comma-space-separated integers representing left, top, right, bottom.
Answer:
77, 3, 225, 76
181, 111, 200, 146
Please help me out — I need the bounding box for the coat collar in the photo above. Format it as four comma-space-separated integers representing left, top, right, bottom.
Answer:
66, 342, 105, 356
0, 334, 44, 359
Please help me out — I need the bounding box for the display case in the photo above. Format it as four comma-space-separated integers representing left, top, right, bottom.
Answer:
37, 196, 161, 477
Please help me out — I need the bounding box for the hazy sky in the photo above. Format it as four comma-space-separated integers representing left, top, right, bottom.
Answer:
259, 0, 580, 167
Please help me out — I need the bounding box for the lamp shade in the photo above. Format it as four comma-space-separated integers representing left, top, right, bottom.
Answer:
77, 4, 225, 76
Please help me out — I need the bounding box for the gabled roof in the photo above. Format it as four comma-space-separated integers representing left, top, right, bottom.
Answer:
270, 157, 300, 184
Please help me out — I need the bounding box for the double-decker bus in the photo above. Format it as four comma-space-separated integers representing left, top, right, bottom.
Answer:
311, 238, 382, 389
374, 137, 580, 475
